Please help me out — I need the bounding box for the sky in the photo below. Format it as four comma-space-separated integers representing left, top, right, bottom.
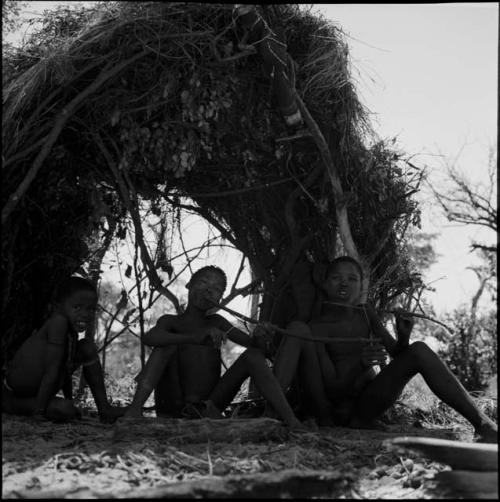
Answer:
315, 3, 498, 314
5, 2, 498, 317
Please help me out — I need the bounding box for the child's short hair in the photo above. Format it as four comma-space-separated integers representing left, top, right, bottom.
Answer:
327, 256, 363, 280
190, 266, 227, 289
53, 276, 97, 303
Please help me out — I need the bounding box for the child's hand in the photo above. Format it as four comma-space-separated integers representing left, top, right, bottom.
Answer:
206, 327, 227, 348
395, 311, 414, 345
192, 327, 225, 347
361, 342, 388, 367
253, 322, 275, 354
254, 321, 275, 339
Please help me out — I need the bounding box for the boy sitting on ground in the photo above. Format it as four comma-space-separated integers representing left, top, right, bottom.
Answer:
2, 276, 126, 423
123, 266, 302, 428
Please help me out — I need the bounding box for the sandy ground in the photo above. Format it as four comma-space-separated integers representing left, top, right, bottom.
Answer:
2, 412, 472, 499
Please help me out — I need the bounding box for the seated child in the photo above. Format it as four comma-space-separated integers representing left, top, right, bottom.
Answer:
2, 276, 126, 423
124, 265, 302, 428
272, 256, 498, 442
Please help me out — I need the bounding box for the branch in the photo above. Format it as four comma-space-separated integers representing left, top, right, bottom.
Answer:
470, 243, 497, 253
93, 132, 181, 313
160, 176, 297, 199
4, 57, 107, 159
323, 301, 455, 334
218, 278, 262, 309
230, 254, 247, 297
163, 196, 239, 249
294, 94, 359, 261
2, 49, 151, 224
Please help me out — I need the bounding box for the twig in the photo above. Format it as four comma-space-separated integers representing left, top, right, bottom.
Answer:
93, 132, 181, 313
2, 49, 151, 224
230, 254, 247, 298
294, 93, 359, 262
162, 177, 297, 199
133, 240, 147, 368
212, 301, 374, 344
323, 301, 454, 333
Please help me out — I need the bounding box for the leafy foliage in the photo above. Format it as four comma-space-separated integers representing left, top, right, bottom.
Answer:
435, 308, 497, 391
2, 0, 26, 34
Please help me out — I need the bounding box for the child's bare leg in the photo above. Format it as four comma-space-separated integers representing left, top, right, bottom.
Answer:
298, 339, 337, 424
272, 322, 305, 392
154, 354, 185, 417
354, 341, 497, 441
273, 321, 335, 423
208, 348, 302, 427
77, 339, 125, 422
260, 324, 302, 420
124, 346, 177, 418
2, 392, 79, 422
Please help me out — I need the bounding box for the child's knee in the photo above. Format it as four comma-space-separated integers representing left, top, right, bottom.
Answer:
408, 341, 432, 362
241, 348, 266, 367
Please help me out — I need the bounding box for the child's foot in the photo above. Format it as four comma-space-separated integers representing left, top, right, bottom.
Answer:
122, 405, 143, 419
201, 400, 223, 419
474, 421, 498, 443
287, 418, 310, 432
261, 403, 279, 420
99, 405, 127, 424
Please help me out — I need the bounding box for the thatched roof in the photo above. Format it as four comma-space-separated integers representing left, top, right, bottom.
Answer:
2, 2, 423, 358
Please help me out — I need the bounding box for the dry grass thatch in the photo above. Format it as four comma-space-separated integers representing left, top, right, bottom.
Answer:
2, 2, 424, 358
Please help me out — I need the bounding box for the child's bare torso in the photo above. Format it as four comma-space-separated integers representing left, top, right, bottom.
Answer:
310, 311, 371, 381
6, 321, 69, 395
169, 314, 223, 402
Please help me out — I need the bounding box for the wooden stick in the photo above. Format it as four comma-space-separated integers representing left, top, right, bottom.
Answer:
323, 301, 454, 333
210, 302, 375, 344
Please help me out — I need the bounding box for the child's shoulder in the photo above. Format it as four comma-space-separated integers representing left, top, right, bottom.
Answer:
206, 312, 230, 327
45, 312, 70, 329
44, 313, 72, 344
156, 313, 181, 327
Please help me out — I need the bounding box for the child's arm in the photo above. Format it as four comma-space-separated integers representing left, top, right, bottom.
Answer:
216, 316, 275, 354
394, 312, 414, 354
142, 315, 218, 347
364, 306, 398, 356
365, 306, 414, 357
213, 315, 257, 348
34, 316, 68, 417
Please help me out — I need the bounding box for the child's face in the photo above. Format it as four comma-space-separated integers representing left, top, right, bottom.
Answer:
324, 262, 361, 304
187, 271, 226, 311
57, 290, 98, 333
